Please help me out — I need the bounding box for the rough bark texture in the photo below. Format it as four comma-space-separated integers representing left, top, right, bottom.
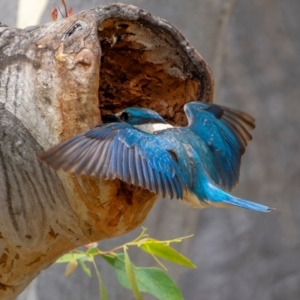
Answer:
0, 4, 214, 299
10, 1, 300, 300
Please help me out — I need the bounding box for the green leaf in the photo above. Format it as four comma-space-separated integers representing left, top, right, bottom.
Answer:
86, 247, 99, 255
64, 259, 78, 277
139, 241, 196, 268
79, 259, 92, 277
103, 254, 183, 300
56, 253, 87, 263
124, 249, 142, 300
99, 275, 108, 300
102, 254, 115, 265
92, 259, 108, 300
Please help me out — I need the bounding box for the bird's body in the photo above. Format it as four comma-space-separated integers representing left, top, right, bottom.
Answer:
39, 102, 274, 212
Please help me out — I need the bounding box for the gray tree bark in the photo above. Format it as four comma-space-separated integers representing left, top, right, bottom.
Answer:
0, 3, 214, 299
11, 1, 300, 300
2, 0, 299, 299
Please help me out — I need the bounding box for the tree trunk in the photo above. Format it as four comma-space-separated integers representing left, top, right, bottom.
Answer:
0, 4, 213, 299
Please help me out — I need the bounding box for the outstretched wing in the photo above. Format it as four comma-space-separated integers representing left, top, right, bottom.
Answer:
38, 123, 186, 199
184, 102, 255, 190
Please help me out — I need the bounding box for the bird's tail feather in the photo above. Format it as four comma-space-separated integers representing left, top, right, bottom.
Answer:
206, 184, 276, 212
221, 196, 275, 212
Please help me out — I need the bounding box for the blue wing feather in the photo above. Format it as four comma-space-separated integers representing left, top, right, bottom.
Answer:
135, 154, 144, 188
117, 142, 124, 180
51, 136, 87, 169
184, 102, 255, 190
141, 157, 150, 191
85, 142, 101, 176
128, 147, 137, 185
157, 172, 165, 197
95, 141, 108, 176
38, 122, 187, 199
161, 172, 172, 199
122, 144, 129, 183
101, 142, 113, 178
64, 139, 95, 171
75, 140, 98, 174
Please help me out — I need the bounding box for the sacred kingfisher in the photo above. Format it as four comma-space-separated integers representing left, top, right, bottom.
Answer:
38, 102, 275, 212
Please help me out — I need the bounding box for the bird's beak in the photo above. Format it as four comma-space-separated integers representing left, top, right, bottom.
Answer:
101, 114, 121, 123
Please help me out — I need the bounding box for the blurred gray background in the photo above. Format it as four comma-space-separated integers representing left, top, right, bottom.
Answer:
2, 0, 299, 299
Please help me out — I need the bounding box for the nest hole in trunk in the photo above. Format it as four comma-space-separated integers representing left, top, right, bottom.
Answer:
97, 17, 211, 126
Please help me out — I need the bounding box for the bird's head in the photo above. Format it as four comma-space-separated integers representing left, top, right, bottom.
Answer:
102, 107, 167, 125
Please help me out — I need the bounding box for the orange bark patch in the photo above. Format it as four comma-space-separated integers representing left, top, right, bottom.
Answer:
98, 19, 207, 126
